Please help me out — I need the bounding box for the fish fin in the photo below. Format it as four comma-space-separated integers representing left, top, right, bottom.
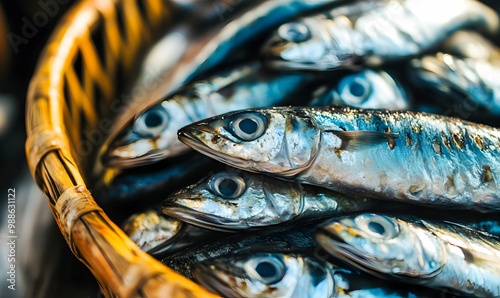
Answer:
326, 130, 398, 151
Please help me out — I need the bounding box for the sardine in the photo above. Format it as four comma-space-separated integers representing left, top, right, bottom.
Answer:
162, 170, 375, 230
104, 64, 312, 168
409, 53, 500, 117
122, 209, 225, 257
194, 251, 439, 298
309, 69, 410, 110
95, 153, 221, 208
122, 210, 182, 253
261, 0, 499, 70
315, 213, 500, 296
179, 106, 500, 211
440, 30, 500, 61
162, 223, 318, 279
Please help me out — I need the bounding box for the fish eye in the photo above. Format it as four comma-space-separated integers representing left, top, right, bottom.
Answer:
338, 75, 372, 105
278, 22, 311, 43
354, 214, 399, 239
133, 106, 169, 137
207, 172, 246, 199
229, 113, 267, 141
246, 256, 285, 285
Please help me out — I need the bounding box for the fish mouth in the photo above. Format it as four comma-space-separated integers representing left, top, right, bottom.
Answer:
178, 127, 262, 173
161, 200, 248, 232
193, 263, 237, 298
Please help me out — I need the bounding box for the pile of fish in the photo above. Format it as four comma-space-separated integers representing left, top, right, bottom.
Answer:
94, 0, 500, 297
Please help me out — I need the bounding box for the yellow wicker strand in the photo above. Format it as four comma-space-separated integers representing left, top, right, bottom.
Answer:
25, 0, 220, 296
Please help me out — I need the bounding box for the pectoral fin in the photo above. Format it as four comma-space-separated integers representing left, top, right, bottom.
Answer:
327, 130, 398, 151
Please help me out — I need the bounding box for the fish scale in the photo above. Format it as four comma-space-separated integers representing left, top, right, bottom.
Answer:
301, 108, 500, 207
179, 106, 500, 210
316, 214, 500, 296
262, 0, 499, 70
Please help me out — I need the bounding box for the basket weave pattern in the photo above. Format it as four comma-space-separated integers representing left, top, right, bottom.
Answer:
25, 0, 217, 296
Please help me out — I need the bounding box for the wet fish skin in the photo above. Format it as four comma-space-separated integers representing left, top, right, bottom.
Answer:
162, 224, 318, 279
309, 69, 410, 110
122, 209, 225, 257
105, 64, 312, 169
262, 0, 499, 70
162, 169, 375, 231
315, 213, 500, 296
95, 153, 221, 208
184, 0, 341, 81
440, 30, 500, 61
122, 210, 182, 253
194, 251, 438, 298
409, 53, 500, 117
179, 106, 500, 210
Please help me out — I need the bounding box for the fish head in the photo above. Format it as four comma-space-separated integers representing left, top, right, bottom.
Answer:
122, 210, 182, 252
334, 70, 408, 110
104, 92, 199, 168
193, 252, 334, 298
162, 171, 304, 230
178, 108, 321, 176
262, 17, 358, 70
315, 213, 446, 279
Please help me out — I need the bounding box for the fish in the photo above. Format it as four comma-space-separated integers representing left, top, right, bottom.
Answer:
439, 30, 500, 61
178, 0, 341, 81
179, 106, 500, 211
122, 209, 225, 257
315, 213, 500, 296
162, 169, 376, 231
97, 0, 340, 165
193, 251, 439, 298
409, 53, 500, 118
104, 64, 313, 168
162, 223, 318, 279
261, 0, 499, 70
95, 153, 221, 208
309, 69, 410, 110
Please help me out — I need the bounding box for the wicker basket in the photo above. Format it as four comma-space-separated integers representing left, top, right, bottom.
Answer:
25, 0, 218, 296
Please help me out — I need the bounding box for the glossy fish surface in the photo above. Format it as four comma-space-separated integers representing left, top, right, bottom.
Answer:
179, 106, 500, 211
409, 53, 500, 117
162, 224, 318, 279
122, 210, 182, 253
105, 64, 311, 168
194, 251, 438, 298
262, 0, 499, 70
122, 209, 225, 257
309, 69, 410, 110
315, 213, 500, 296
162, 170, 375, 230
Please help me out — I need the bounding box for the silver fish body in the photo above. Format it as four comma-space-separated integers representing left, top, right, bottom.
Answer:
122, 210, 182, 252
440, 30, 500, 61
194, 251, 438, 298
122, 209, 224, 256
105, 64, 312, 168
262, 0, 499, 70
410, 53, 500, 117
315, 213, 500, 296
162, 223, 318, 279
194, 252, 335, 298
179, 106, 500, 211
162, 170, 375, 231
309, 69, 410, 110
